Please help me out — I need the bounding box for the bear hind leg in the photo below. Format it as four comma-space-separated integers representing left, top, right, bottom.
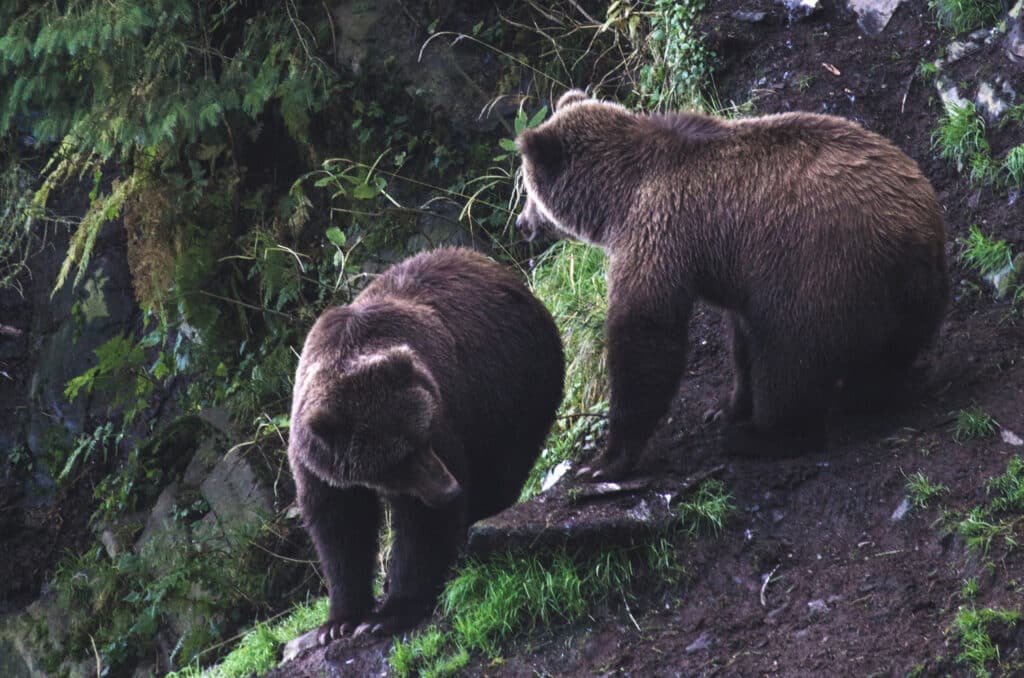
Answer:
705, 312, 753, 424
721, 345, 830, 458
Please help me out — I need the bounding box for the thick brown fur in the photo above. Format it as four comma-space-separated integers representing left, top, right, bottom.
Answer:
288, 248, 564, 640
517, 90, 948, 479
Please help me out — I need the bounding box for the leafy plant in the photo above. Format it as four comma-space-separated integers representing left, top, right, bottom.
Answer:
954, 406, 999, 442
933, 102, 989, 173
636, 0, 712, 110
905, 470, 950, 510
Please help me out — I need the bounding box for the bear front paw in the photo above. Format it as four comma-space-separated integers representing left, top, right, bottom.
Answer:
575, 448, 637, 482
316, 618, 363, 646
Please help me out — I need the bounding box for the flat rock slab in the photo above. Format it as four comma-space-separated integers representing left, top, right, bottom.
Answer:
467, 466, 726, 558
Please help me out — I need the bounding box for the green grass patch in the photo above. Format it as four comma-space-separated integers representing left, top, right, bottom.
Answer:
954, 406, 999, 443
952, 605, 1021, 677
530, 240, 609, 414
987, 455, 1024, 513
929, 0, 1003, 34
389, 479, 732, 675
169, 598, 328, 678
933, 101, 989, 174
905, 470, 950, 510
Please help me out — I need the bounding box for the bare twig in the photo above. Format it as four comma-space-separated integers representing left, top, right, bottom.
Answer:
760, 564, 780, 607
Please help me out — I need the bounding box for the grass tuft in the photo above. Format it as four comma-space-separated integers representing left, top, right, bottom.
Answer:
960, 225, 1013, 277
1001, 144, 1024, 188
929, 0, 1003, 34
952, 605, 1021, 676
954, 406, 999, 443
933, 101, 989, 173
676, 479, 734, 534
905, 470, 950, 510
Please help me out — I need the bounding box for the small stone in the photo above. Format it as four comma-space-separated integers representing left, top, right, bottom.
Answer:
282, 628, 321, 663
540, 460, 572, 492
976, 81, 1010, 121
732, 10, 767, 22
776, 0, 822, 20
891, 497, 910, 522
686, 632, 713, 653
807, 598, 830, 616
1002, 429, 1024, 446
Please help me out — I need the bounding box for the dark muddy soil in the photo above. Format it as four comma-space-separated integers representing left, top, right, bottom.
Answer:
272, 1, 1024, 676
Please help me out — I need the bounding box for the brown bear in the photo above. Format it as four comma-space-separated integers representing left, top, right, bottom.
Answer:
288, 247, 564, 642
516, 90, 948, 480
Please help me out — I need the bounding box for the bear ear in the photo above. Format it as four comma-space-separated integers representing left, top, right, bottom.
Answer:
555, 89, 588, 111
516, 125, 564, 178
346, 345, 417, 386
305, 405, 345, 441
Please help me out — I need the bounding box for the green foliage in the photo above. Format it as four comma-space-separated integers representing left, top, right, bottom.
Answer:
634, 0, 711, 110
933, 102, 989, 174
905, 470, 950, 510
64, 333, 154, 419
960, 225, 1013, 277
51, 519, 272, 674
951, 606, 1020, 677
0, 158, 39, 294
0, 0, 335, 292
929, 0, 1003, 34
954, 406, 999, 442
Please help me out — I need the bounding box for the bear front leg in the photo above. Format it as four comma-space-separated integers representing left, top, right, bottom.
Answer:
580, 298, 692, 481
295, 468, 381, 644
354, 493, 464, 636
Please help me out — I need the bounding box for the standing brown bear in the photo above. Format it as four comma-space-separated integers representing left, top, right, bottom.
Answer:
516, 90, 948, 480
288, 248, 564, 642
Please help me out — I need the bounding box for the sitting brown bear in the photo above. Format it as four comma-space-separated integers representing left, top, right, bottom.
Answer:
516, 90, 948, 480
288, 247, 564, 641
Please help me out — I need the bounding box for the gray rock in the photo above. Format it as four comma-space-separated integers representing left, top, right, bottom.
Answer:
846, 0, 907, 36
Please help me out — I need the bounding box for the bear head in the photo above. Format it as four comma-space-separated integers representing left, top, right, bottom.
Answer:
298, 345, 461, 507
515, 89, 634, 246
